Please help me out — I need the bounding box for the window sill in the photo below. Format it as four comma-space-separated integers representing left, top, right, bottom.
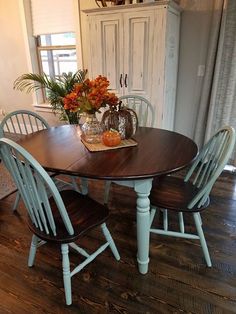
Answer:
34, 103, 53, 113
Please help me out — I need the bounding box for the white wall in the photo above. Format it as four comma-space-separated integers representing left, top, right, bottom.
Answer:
0, 0, 33, 116
0, 0, 62, 125
0, 0, 215, 135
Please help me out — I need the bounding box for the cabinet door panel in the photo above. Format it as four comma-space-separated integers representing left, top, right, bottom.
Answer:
88, 14, 123, 95
123, 11, 154, 98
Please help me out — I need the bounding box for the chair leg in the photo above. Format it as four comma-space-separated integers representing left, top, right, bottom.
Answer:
178, 212, 185, 233
80, 178, 89, 195
70, 176, 80, 192
150, 206, 157, 226
193, 213, 212, 267
12, 191, 20, 211
28, 234, 39, 267
163, 209, 168, 231
101, 223, 120, 260
197, 212, 202, 225
104, 181, 112, 204
61, 244, 72, 305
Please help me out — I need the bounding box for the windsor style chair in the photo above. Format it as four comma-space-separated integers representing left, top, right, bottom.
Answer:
0, 110, 79, 210
104, 95, 155, 204
119, 94, 155, 127
0, 137, 120, 305
149, 126, 236, 267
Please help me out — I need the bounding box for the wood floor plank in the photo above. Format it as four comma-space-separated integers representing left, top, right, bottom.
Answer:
0, 172, 236, 313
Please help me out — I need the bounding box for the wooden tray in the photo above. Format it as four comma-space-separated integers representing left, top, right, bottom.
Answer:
81, 137, 138, 152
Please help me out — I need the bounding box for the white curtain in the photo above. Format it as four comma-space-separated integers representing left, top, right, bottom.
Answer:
194, 0, 236, 165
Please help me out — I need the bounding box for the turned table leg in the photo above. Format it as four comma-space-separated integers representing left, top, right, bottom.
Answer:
134, 179, 153, 274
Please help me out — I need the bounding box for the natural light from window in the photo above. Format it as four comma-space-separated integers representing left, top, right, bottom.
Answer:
38, 33, 77, 79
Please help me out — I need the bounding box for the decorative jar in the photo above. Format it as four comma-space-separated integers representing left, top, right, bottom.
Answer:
101, 105, 120, 132
101, 103, 138, 139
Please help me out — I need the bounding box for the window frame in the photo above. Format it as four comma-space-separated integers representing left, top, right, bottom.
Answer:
36, 34, 77, 103
19, 0, 83, 112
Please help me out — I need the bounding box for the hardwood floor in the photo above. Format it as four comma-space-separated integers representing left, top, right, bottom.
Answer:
0, 172, 236, 313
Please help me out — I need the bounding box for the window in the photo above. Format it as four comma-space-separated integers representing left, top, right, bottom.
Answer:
19, 0, 83, 108
37, 33, 77, 79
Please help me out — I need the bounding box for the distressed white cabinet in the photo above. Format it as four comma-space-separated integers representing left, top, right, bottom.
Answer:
83, 1, 181, 129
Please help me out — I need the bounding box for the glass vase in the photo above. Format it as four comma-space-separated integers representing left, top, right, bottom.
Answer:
81, 113, 102, 144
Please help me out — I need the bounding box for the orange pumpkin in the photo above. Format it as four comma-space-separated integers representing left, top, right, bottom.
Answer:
102, 129, 121, 147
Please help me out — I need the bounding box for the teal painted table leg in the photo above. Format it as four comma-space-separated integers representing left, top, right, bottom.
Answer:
134, 179, 153, 274
81, 178, 88, 195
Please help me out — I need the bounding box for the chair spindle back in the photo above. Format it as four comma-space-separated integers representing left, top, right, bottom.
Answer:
119, 95, 155, 127
0, 110, 49, 135
184, 126, 235, 209
0, 138, 74, 236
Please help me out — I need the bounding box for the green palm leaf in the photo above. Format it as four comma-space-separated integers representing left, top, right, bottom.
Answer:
13, 69, 87, 123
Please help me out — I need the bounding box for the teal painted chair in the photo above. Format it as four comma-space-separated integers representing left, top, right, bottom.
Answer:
149, 126, 236, 267
119, 94, 155, 127
0, 138, 120, 306
0, 110, 80, 210
104, 95, 155, 204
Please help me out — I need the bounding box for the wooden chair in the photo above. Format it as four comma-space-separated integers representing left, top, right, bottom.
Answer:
104, 95, 155, 205
0, 110, 80, 210
149, 126, 236, 267
0, 137, 120, 306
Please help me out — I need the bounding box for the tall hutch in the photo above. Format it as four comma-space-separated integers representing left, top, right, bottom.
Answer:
83, 1, 181, 129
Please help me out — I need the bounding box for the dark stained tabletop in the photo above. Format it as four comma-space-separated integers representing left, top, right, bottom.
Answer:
17, 125, 198, 181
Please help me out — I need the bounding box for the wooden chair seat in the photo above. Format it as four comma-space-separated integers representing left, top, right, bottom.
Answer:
150, 176, 209, 212
28, 190, 109, 243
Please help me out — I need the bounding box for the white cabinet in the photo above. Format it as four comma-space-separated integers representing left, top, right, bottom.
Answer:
83, 1, 181, 130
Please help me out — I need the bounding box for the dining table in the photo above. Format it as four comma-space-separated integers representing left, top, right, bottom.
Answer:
16, 125, 198, 274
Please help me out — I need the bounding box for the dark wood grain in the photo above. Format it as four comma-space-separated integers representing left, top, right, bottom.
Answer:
17, 125, 198, 180
28, 190, 109, 243
0, 172, 236, 313
150, 176, 209, 212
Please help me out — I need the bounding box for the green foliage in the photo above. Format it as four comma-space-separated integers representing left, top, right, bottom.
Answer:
13, 70, 87, 123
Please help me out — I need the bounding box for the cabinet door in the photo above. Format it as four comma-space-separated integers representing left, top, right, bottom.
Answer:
122, 10, 154, 99
87, 13, 123, 95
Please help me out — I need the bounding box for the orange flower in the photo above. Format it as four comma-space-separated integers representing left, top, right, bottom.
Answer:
62, 75, 118, 114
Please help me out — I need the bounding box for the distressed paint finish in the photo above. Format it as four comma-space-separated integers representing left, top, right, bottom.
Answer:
85, 1, 181, 130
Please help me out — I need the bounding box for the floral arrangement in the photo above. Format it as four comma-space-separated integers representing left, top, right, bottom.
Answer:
13, 70, 118, 124
62, 75, 118, 115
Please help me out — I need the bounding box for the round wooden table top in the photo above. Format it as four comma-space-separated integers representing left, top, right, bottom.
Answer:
17, 125, 198, 181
